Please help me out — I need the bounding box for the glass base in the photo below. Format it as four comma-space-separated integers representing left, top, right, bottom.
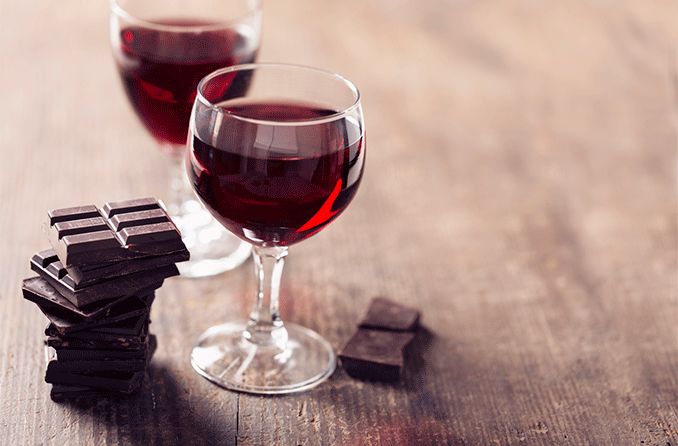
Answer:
170, 198, 251, 278
191, 321, 336, 394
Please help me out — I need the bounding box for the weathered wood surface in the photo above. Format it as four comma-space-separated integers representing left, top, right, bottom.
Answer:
1, 1, 677, 445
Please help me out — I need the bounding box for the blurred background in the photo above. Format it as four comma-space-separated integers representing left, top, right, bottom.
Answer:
0, 1, 676, 444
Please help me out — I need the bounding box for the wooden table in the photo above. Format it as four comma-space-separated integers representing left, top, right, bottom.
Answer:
1, 1, 676, 444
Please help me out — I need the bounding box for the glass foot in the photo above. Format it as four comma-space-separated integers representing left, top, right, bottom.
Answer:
191, 322, 336, 394
171, 199, 251, 278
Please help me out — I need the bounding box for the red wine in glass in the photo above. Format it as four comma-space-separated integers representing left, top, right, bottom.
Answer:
188, 101, 365, 246
115, 20, 257, 153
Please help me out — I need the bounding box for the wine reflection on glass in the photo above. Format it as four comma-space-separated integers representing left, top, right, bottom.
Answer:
110, 0, 262, 277
187, 64, 366, 394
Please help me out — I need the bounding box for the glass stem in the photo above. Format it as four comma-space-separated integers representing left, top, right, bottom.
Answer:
244, 246, 289, 349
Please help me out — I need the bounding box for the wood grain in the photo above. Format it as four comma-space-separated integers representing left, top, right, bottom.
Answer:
0, 0, 676, 445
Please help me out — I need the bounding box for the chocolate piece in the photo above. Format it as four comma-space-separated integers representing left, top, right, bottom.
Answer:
45, 321, 149, 350
48, 197, 188, 268
36, 294, 154, 335
50, 385, 115, 401
359, 297, 420, 331
52, 335, 156, 361
338, 329, 415, 381
66, 250, 189, 286
45, 314, 148, 340
47, 358, 148, 373
31, 250, 176, 307
45, 369, 144, 394
22, 276, 157, 320
45, 338, 156, 373
46, 335, 147, 351
85, 313, 149, 336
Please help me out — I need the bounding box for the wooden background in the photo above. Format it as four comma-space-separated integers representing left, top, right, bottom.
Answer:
1, 1, 676, 445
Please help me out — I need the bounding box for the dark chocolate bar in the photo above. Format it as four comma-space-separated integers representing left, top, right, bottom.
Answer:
45, 369, 144, 394
51, 335, 156, 361
45, 321, 149, 350
85, 313, 149, 336
358, 297, 420, 331
45, 339, 155, 373
338, 329, 415, 381
46, 335, 147, 351
45, 313, 148, 339
37, 294, 153, 335
50, 384, 116, 402
22, 276, 155, 320
67, 250, 189, 286
47, 358, 148, 373
31, 250, 176, 307
48, 198, 189, 268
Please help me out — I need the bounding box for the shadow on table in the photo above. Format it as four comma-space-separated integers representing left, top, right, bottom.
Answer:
54, 364, 235, 446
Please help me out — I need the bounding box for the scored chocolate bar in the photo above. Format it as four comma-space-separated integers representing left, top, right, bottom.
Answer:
48, 198, 189, 268
31, 249, 176, 307
22, 276, 157, 320
36, 294, 154, 335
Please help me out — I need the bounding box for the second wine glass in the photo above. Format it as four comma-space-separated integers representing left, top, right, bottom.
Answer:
110, 0, 262, 277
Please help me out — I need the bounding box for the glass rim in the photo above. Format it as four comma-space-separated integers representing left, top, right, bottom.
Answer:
110, 0, 262, 33
196, 63, 362, 126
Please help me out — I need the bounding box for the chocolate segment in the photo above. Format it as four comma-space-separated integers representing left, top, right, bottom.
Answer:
53, 217, 109, 239
359, 297, 421, 331
102, 197, 160, 218
109, 208, 168, 231
339, 329, 415, 381
48, 205, 100, 225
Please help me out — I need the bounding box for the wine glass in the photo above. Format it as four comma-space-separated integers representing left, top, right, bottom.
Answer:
187, 64, 366, 394
110, 0, 262, 277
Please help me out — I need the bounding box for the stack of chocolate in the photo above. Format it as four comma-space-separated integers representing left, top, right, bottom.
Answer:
21, 198, 189, 401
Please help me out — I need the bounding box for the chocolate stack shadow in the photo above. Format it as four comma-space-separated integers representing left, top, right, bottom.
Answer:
21, 198, 189, 401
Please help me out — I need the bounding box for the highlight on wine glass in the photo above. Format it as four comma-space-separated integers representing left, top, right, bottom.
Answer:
109, 0, 262, 278
187, 63, 366, 394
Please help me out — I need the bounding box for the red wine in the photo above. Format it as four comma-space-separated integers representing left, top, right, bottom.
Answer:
115, 20, 257, 153
188, 101, 365, 246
